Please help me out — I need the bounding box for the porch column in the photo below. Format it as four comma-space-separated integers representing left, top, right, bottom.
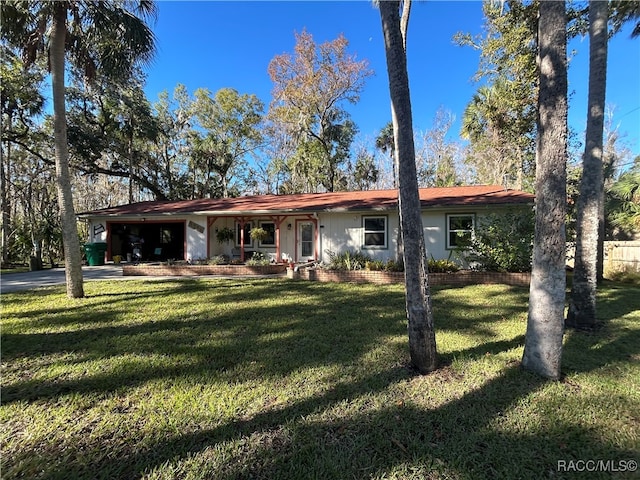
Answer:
234, 216, 251, 262
271, 215, 287, 262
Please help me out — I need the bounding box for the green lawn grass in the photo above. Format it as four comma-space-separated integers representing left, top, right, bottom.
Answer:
2, 279, 638, 479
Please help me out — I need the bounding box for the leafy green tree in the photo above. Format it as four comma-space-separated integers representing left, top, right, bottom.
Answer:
268, 30, 372, 192
0, 47, 46, 265
607, 157, 640, 235
151, 84, 194, 200
611, 0, 640, 37
522, 0, 568, 380
349, 148, 379, 191
375, 121, 397, 188
1, 0, 156, 298
456, 0, 538, 190
379, 0, 437, 374
65, 73, 161, 202
190, 88, 264, 198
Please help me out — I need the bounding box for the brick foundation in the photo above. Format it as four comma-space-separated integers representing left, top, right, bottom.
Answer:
123, 264, 287, 276
122, 263, 529, 287
297, 268, 530, 287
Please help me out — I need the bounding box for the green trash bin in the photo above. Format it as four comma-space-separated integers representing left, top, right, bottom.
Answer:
84, 242, 107, 266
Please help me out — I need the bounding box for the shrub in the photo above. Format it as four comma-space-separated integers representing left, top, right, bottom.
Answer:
365, 260, 385, 271
463, 209, 534, 273
208, 255, 228, 265
326, 250, 372, 270
607, 265, 640, 285
384, 259, 404, 272
428, 257, 460, 273
246, 252, 270, 266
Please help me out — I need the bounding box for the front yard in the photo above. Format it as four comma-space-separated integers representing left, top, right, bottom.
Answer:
1, 279, 638, 479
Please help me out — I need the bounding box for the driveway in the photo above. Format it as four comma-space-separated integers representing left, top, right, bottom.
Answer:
1, 264, 282, 293
1, 264, 128, 293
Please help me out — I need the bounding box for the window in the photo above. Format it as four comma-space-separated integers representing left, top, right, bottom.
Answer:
447, 214, 474, 249
363, 216, 387, 248
259, 222, 275, 246
235, 222, 253, 246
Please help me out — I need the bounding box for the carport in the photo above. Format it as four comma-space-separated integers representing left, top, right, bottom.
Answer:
107, 221, 185, 262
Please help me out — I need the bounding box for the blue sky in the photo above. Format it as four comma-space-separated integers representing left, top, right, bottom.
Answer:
144, 1, 640, 161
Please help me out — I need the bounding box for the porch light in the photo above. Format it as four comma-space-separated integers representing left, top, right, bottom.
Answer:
287, 223, 292, 230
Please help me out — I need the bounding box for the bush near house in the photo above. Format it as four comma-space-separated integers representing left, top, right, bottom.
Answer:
326, 250, 458, 274
463, 209, 535, 273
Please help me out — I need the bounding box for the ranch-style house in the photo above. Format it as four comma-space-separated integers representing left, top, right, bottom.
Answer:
77, 185, 534, 265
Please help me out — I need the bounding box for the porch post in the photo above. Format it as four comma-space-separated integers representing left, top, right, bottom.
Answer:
235, 216, 252, 262
271, 215, 286, 262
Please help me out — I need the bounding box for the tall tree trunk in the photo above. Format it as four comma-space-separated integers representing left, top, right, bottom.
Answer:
128, 127, 134, 203
379, 0, 437, 374
1, 137, 10, 266
51, 4, 84, 298
521, 0, 567, 380
566, 0, 607, 329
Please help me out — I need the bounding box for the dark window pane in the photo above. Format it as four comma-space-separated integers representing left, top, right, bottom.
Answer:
365, 217, 385, 232
365, 232, 384, 246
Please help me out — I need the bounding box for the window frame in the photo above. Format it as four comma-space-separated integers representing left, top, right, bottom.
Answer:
362, 215, 388, 249
258, 221, 276, 247
446, 213, 475, 250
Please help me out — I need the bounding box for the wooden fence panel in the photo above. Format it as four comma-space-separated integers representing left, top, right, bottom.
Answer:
566, 241, 640, 273
604, 241, 640, 272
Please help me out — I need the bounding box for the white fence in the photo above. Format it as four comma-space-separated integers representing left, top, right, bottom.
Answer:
567, 241, 640, 273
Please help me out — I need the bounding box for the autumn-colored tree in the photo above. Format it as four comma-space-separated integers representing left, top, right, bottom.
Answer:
268, 30, 373, 192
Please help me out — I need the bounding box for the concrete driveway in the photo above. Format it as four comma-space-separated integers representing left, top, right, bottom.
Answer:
1, 264, 128, 293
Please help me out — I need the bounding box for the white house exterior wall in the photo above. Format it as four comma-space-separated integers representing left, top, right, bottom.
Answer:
317, 211, 400, 264
186, 215, 207, 262
422, 211, 447, 260
82, 204, 529, 265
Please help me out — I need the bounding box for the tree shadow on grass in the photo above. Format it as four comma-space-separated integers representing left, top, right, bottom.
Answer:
3, 280, 638, 479
2, 282, 532, 405
2, 280, 408, 403
28, 330, 639, 480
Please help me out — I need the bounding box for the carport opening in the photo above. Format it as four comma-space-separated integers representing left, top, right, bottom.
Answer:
109, 222, 185, 262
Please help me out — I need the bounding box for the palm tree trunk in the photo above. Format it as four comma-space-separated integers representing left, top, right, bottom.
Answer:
1, 135, 10, 266
380, 0, 437, 374
567, 0, 608, 329
51, 4, 84, 298
521, 0, 568, 380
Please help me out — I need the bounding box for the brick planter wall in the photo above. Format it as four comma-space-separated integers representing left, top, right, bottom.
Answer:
122, 263, 529, 286
297, 268, 530, 287
123, 264, 287, 277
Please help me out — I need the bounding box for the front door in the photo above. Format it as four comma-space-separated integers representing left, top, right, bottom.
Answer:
297, 221, 315, 261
